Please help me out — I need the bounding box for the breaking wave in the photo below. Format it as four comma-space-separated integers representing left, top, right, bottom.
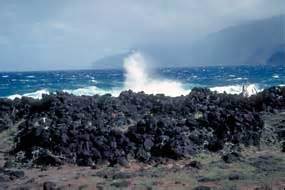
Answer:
5, 53, 268, 99
7, 89, 50, 100
210, 84, 262, 96
63, 86, 120, 97
6, 83, 262, 100
122, 52, 190, 96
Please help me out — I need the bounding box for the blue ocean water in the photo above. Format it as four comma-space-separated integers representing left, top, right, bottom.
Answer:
0, 65, 284, 98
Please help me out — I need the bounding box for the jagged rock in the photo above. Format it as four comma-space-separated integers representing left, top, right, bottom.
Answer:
0, 87, 283, 167
222, 152, 241, 163
32, 148, 63, 166
43, 181, 57, 190
193, 186, 212, 190
228, 173, 241, 180
186, 160, 202, 169
111, 180, 129, 188
0, 174, 10, 182
0, 168, 25, 181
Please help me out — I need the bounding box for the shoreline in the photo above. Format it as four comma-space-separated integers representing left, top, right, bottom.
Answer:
0, 86, 284, 189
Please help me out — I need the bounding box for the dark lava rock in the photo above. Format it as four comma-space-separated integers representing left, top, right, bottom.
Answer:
78, 184, 88, 190
222, 152, 241, 163
0, 169, 25, 180
0, 174, 10, 182
32, 148, 63, 166
0, 87, 283, 167
249, 155, 284, 172
111, 180, 129, 188
13, 186, 31, 190
254, 184, 273, 190
43, 181, 57, 190
117, 157, 129, 167
197, 176, 221, 182
276, 128, 285, 139
193, 186, 212, 190
186, 160, 202, 169
228, 173, 241, 180
96, 185, 104, 190
112, 172, 133, 179
7, 170, 25, 180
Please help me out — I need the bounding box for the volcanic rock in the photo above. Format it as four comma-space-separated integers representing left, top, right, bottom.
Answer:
0, 87, 283, 167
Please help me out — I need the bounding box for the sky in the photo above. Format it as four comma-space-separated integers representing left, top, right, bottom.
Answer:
0, 0, 284, 71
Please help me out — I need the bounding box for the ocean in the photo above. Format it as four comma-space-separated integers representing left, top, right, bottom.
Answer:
0, 53, 284, 99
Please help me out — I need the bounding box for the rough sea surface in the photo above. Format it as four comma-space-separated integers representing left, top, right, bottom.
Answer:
0, 64, 284, 99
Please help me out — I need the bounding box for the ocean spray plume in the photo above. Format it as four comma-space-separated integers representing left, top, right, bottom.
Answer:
210, 84, 262, 97
4, 53, 269, 99
123, 52, 190, 96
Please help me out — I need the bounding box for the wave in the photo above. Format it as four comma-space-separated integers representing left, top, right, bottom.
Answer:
5, 83, 264, 100
210, 84, 262, 96
227, 77, 248, 81
62, 53, 192, 98
26, 75, 36, 78
7, 83, 262, 100
63, 86, 120, 97
4, 53, 270, 99
6, 87, 119, 100
7, 89, 50, 100
122, 52, 190, 96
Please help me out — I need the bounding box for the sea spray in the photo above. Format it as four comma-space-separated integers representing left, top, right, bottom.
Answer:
7, 89, 50, 100
123, 52, 190, 96
210, 84, 261, 97
4, 53, 279, 99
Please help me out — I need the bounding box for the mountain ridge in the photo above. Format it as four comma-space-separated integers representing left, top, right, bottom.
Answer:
93, 15, 285, 69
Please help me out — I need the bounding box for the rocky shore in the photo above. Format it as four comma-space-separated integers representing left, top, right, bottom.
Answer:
0, 86, 284, 189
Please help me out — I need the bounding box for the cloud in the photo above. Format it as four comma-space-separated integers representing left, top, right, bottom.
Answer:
0, 35, 9, 46
0, 0, 284, 71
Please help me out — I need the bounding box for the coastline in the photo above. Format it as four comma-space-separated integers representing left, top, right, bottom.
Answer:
0, 86, 284, 189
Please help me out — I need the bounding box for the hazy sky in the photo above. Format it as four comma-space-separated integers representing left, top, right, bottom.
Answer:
0, 0, 284, 71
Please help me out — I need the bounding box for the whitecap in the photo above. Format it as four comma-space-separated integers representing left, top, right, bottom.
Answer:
19, 79, 30, 82
227, 77, 248, 81
7, 89, 50, 100
26, 75, 35, 78
210, 84, 262, 97
63, 86, 120, 97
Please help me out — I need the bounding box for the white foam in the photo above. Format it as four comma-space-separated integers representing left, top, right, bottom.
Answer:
26, 75, 35, 78
1, 75, 9, 78
272, 74, 279, 79
63, 86, 120, 97
7, 89, 50, 100
122, 52, 190, 96
210, 84, 262, 97
5, 53, 272, 99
